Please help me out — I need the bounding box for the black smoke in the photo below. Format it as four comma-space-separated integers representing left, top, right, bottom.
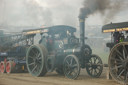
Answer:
79, 0, 126, 23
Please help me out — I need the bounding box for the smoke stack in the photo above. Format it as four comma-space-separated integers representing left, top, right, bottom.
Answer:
79, 16, 86, 46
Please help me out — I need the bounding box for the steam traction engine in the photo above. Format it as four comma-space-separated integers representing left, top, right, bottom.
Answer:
0, 30, 35, 73
26, 18, 103, 79
102, 22, 128, 84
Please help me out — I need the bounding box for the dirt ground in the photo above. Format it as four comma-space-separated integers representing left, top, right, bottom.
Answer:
0, 68, 120, 85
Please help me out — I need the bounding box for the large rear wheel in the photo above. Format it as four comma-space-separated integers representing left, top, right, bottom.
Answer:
26, 44, 47, 77
109, 42, 128, 84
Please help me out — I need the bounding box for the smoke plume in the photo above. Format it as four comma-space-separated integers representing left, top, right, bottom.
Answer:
79, 0, 125, 23
0, 0, 53, 31
24, 0, 53, 27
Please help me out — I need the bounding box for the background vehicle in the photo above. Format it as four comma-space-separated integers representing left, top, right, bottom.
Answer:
102, 22, 128, 84
0, 30, 35, 73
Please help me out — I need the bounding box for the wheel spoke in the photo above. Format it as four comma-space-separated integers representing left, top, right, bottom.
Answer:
92, 58, 94, 63
37, 53, 41, 58
38, 57, 42, 60
38, 59, 42, 63
115, 59, 122, 62
123, 49, 126, 59
89, 67, 93, 71
94, 57, 97, 64
123, 45, 128, 58
117, 69, 125, 78
32, 65, 37, 72
114, 62, 122, 65
115, 49, 124, 61
96, 67, 101, 71
90, 68, 93, 74
29, 56, 34, 59
70, 57, 73, 65
66, 60, 70, 65
67, 70, 71, 75
111, 65, 123, 71
72, 64, 78, 67
111, 57, 122, 62
94, 69, 98, 75
96, 61, 101, 64
31, 49, 37, 56
28, 62, 35, 66
117, 65, 123, 68
37, 53, 42, 63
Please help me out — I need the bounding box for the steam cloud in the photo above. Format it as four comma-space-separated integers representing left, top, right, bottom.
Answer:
24, 0, 53, 27
0, 0, 53, 31
79, 0, 125, 23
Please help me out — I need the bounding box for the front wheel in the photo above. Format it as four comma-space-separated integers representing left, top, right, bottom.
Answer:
63, 55, 80, 79
86, 54, 103, 78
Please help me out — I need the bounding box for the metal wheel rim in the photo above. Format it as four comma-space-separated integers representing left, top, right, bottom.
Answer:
26, 46, 44, 76
86, 54, 103, 77
63, 55, 80, 79
109, 42, 128, 84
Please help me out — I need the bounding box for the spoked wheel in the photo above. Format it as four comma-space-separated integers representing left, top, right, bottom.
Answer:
63, 55, 80, 79
6, 61, 13, 74
0, 61, 6, 73
86, 54, 103, 78
109, 42, 128, 84
26, 44, 47, 77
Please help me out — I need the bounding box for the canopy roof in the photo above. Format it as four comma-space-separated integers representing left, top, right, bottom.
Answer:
102, 22, 128, 33
23, 25, 76, 35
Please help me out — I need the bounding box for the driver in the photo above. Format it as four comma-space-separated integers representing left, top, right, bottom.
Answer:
119, 33, 124, 42
113, 32, 121, 44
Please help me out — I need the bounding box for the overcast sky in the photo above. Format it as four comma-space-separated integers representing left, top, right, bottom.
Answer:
0, 0, 128, 31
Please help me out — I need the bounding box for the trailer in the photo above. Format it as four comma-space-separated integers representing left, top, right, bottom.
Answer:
25, 17, 103, 79
102, 22, 128, 84
0, 30, 35, 73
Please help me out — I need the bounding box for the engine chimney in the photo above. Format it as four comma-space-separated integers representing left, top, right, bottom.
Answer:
79, 17, 85, 46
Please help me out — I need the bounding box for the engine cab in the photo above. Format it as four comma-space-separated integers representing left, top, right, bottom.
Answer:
39, 25, 79, 54
102, 22, 128, 49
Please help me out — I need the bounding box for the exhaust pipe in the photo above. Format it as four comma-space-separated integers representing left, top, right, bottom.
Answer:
79, 17, 85, 46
